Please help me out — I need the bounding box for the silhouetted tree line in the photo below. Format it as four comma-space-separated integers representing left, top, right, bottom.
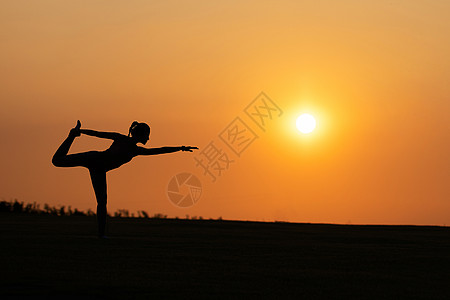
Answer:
0, 199, 159, 218
0, 199, 94, 216
1, 199, 224, 220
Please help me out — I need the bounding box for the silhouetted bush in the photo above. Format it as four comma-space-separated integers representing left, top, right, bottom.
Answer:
114, 209, 130, 218
139, 210, 149, 218
72, 208, 86, 216
13, 200, 24, 213
0, 201, 12, 212
152, 213, 167, 219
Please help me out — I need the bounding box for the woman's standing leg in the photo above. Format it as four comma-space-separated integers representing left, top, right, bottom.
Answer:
89, 169, 108, 237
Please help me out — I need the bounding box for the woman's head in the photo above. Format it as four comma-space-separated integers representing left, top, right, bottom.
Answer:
128, 121, 150, 144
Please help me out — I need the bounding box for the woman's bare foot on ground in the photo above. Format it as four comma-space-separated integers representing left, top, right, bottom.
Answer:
70, 120, 81, 137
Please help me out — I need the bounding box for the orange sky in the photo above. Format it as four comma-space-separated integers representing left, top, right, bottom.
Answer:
1, 1, 449, 225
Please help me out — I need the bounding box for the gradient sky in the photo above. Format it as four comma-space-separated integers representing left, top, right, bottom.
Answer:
1, 0, 449, 225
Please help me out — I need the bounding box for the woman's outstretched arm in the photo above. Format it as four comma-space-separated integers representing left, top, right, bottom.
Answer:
137, 146, 198, 156
80, 129, 125, 140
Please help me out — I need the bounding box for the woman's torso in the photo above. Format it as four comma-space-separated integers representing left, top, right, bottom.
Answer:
100, 136, 138, 171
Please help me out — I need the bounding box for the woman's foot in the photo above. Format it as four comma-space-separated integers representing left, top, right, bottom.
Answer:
70, 120, 81, 137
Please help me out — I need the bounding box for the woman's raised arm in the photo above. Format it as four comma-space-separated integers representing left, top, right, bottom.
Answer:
136, 146, 198, 156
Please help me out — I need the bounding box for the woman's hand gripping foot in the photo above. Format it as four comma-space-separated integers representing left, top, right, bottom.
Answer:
70, 120, 81, 137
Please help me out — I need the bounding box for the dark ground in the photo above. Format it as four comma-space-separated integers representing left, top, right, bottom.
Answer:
1, 213, 449, 299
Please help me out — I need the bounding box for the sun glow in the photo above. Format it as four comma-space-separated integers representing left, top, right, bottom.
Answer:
296, 113, 316, 134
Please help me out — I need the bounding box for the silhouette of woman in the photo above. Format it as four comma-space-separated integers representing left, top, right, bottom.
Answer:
52, 120, 198, 238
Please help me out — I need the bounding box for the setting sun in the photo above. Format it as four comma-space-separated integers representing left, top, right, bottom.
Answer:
296, 113, 316, 134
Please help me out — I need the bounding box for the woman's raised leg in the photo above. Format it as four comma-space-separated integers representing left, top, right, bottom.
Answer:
89, 169, 108, 238
52, 121, 81, 167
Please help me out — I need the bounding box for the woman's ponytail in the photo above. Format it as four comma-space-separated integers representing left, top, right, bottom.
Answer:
128, 121, 139, 137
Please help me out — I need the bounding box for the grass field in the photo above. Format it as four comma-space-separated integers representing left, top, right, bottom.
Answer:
1, 213, 449, 299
